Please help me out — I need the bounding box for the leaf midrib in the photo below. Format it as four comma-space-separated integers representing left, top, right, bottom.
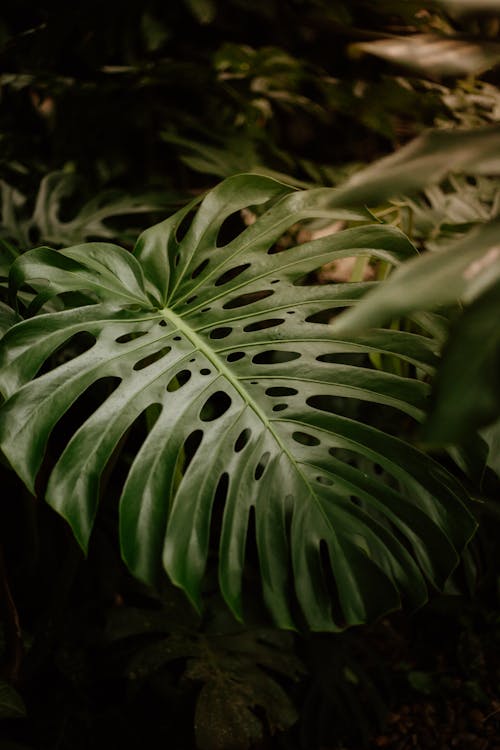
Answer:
163, 307, 322, 506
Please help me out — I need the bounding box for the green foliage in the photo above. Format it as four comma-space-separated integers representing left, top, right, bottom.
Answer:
0, 173, 477, 632
328, 128, 500, 443
107, 596, 303, 750
1, 172, 177, 250
0, 1, 499, 747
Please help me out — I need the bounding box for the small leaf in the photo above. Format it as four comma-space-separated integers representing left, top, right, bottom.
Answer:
351, 35, 500, 78
0, 680, 26, 719
184, 0, 216, 24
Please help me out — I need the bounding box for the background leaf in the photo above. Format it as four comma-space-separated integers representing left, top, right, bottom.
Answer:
330, 219, 500, 334
0, 681, 26, 719
351, 35, 500, 78
423, 282, 500, 442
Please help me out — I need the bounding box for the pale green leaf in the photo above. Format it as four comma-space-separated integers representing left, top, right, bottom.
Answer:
324, 126, 500, 209
330, 219, 500, 334
352, 35, 500, 78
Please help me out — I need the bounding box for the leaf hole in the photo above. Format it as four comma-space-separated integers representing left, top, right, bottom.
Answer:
173, 336, 181, 341
201, 307, 211, 313
252, 350, 300, 365
286, 310, 295, 315
45, 376, 122, 477
215, 263, 251, 287
186, 296, 197, 305
307, 308, 345, 324
166, 369, 192, 392
115, 331, 149, 344
208, 472, 230, 560
209, 327, 233, 340
226, 351, 245, 362
191, 258, 209, 279
316, 353, 366, 366
316, 475, 333, 487
158, 320, 168, 327
234, 428, 251, 453
307, 395, 352, 414
199, 391, 232, 422
133, 346, 172, 371
223, 290, 274, 310
292, 431, 320, 447
243, 318, 285, 332
175, 208, 197, 243
181, 429, 204, 473
200, 368, 211, 375
254, 451, 270, 480
37, 332, 97, 377
265, 386, 298, 397
216, 210, 246, 247
270, 279, 280, 284
272, 403, 288, 412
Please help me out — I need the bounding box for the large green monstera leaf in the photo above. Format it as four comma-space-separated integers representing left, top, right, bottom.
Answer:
0, 174, 475, 630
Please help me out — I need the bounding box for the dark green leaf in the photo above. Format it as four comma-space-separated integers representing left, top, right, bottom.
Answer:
0, 174, 476, 631
424, 282, 500, 442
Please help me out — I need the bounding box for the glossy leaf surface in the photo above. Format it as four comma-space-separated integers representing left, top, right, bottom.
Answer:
0, 174, 475, 630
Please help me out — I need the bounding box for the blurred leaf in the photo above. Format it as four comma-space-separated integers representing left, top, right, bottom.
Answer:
437, 0, 500, 11
324, 125, 500, 210
195, 681, 263, 750
396, 174, 499, 247
0, 680, 26, 719
408, 670, 435, 695
190, 631, 300, 750
481, 418, 500, 478
184, 0, 216, 24
330, 219, 500, 334
0, 239, 20, 278
1, 173, 179, 251
352, 34, 500, 78
424, 282, 500, 442
128, 634, 199, 679
140, 12, 170, 52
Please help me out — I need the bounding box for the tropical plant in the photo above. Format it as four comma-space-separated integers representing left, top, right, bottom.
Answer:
0, 170, 479, 633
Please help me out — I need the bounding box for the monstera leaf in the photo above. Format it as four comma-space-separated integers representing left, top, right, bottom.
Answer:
0, 174, 475, 631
